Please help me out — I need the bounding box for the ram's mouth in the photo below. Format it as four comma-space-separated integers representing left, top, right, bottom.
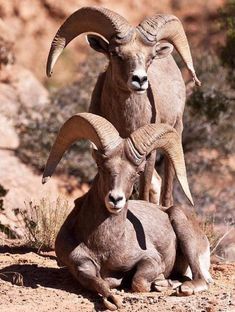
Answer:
107, 206, 123, 214
135, 88, 147, 94
106, 201, 123, 214
129, 83, 148, 94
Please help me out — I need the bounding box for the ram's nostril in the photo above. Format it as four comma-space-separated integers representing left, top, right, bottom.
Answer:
132, 75, 140, 83
116, 195, 123, 202
141, 76, 148, 83
132, 75, 148, 85
108, 194, 123, 205
108, 194, 115, 203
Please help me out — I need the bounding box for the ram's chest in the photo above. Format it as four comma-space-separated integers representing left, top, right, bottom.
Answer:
98, 244, 142, 276
86, 226, 140, 273
101, 94, 153, 138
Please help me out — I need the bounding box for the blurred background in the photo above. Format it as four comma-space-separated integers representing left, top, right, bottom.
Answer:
0, 0, 234, 260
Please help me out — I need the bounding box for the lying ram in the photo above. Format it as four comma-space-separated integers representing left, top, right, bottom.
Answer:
43, 113, 212, 311
46, 6, 200, 207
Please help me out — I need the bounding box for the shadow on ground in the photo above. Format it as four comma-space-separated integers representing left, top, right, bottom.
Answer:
0, 252, 107, 311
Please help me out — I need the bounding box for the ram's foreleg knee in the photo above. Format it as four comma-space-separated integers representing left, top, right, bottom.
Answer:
132, 258, 162, 293
73, 260, 122, 310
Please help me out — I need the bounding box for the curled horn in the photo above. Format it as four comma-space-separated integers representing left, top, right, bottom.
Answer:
42, 112, 122, 183
137, 14, 201, 86
126, 123, 194, 205
47, 6, 133, 77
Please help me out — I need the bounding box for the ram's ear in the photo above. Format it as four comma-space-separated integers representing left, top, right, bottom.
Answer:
155, 42, 174, 59
86, 34, 109, 55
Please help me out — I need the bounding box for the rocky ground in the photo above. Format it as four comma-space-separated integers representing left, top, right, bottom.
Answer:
0, 244, 234, 312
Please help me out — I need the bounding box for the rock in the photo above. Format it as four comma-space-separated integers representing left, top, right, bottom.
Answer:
0, 17, 65, 239
0, 83, 19, 118
0, 150, 61, 237
0, 115, 19, 149
10, 65, 49, 112
0, 62, 50, 179
0, 18, 15, 66
0, 65, 49, 120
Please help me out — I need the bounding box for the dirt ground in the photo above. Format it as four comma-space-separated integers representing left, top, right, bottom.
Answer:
0, 244, 234, 312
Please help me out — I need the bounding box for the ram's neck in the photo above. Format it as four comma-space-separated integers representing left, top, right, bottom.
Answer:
100, 68, 154, 137
77, 177, 127, 252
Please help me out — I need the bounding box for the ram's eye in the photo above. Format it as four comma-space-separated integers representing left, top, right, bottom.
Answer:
137, 163, 145, 175
146, 55, 155, 66
137, 170, 143, 176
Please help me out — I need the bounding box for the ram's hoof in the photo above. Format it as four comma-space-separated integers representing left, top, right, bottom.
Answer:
176, 281, 194, 296
103, 294, 122, 311
176, 279, 208, 296
153, 279, 181, 292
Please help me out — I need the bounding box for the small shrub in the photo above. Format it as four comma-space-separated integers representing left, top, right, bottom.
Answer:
0, 184, 8, 211
184, 1, 235, 154
184, 52, 235, 153
21, 197, 71, 250
219, 0, 235, 70
200, 215, 220, 252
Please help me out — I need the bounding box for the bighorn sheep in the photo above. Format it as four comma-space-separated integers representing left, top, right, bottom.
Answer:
46, 6, 200, 207
43, 113, 212, 311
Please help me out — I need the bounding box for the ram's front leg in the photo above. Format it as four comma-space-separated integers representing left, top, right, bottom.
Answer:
132, 258, 164, 292
139, 151, 162, 204
161, 157, 175, 207
72, 259, 122, 311
161, 118, 183, 207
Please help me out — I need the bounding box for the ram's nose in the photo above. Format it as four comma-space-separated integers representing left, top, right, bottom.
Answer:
132, 74, 148, 86
108, 193, 124, 206
129, 69, 148, 93
105, 190, 126, 214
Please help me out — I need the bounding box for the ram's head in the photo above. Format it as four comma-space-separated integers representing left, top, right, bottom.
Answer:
43, 113, 193, 214
46, 6, 200, 93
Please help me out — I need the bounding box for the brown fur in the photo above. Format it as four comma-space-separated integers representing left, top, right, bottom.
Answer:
88, 34, 186, 207
54, 141, 212, 310
47, 8, 197, 207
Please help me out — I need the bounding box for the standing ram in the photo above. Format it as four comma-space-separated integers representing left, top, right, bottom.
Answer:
43, 113, 212, 311
46, 6, 200, 207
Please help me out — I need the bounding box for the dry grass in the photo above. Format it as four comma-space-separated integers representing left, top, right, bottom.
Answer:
19, 199, 233, 255
200, 215, 219, 251
200, 215, 234, 256
20, 197, 71, 250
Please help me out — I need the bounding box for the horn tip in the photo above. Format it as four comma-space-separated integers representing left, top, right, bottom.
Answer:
189, 68, 201, 87
184, 184, 194, 206
42, 176, 50, 184
188, 195, 194, 206
46, 69, 52, 77
194, 77, 201, 87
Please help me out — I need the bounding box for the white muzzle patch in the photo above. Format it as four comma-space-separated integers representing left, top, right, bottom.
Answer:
128, 68, 148, 93
105, 190, 126, 214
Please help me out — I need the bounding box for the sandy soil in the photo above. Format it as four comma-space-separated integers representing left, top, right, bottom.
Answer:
0, 245, 234, 312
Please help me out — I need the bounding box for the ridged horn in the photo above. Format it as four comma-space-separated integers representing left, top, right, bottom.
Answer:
42, 112, 122, 183
137, 14, 201, 86
127, 123, 193, 205
46, 6, 133, 77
